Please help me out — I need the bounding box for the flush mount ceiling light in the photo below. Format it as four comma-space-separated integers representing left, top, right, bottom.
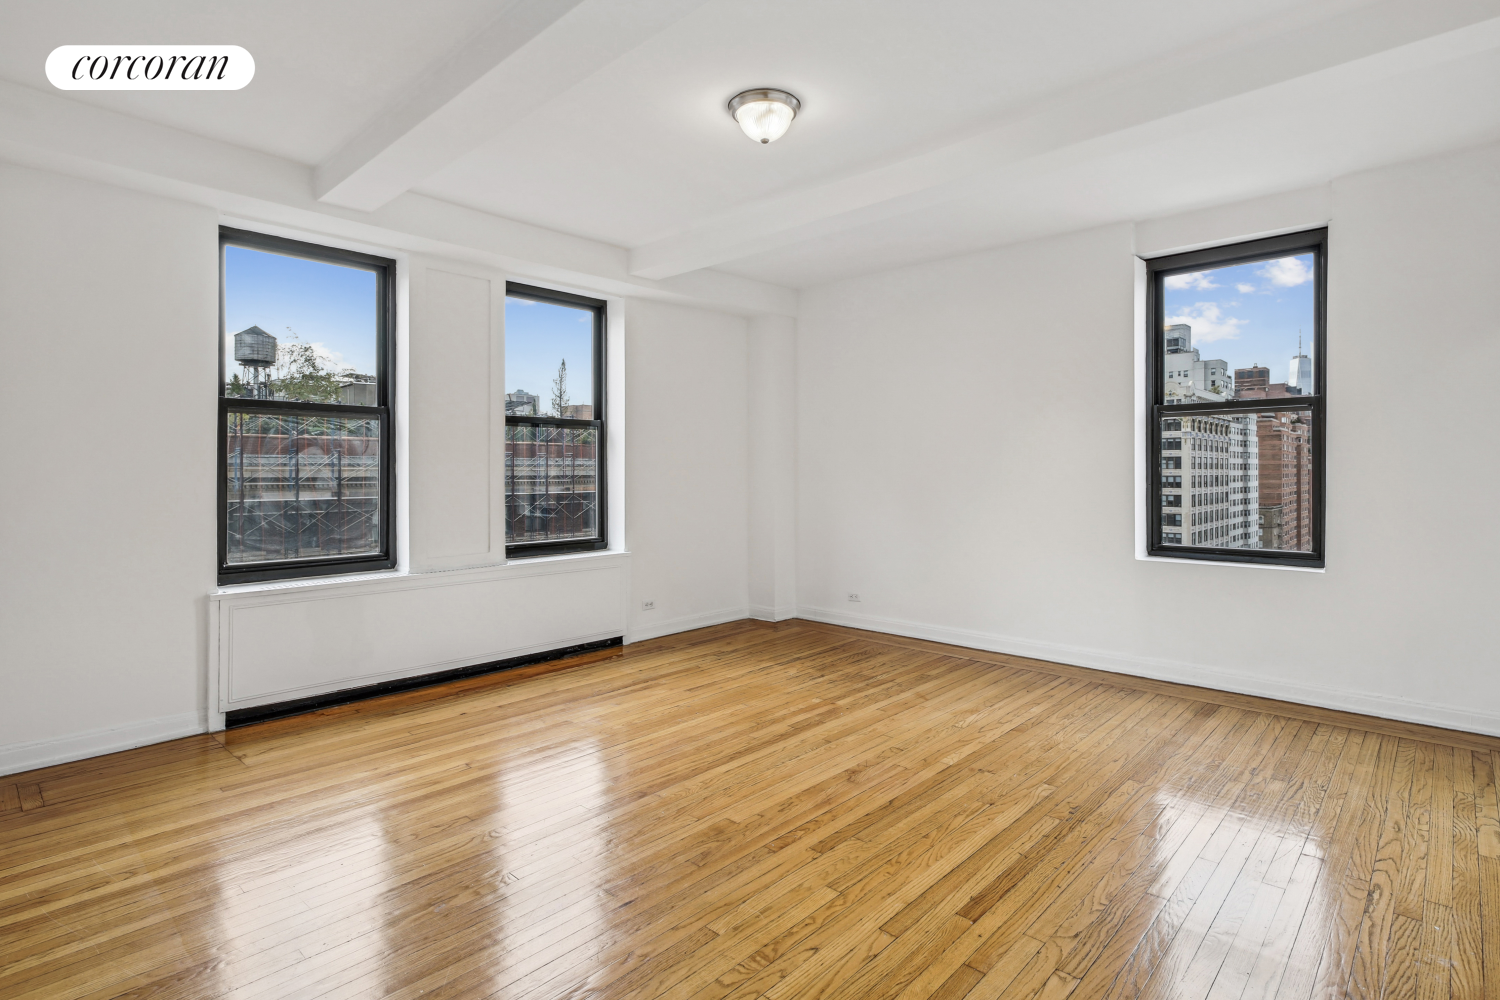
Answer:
727, 89, 800, 144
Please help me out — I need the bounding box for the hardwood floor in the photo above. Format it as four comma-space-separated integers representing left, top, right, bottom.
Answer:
3, 620, 1498, 1000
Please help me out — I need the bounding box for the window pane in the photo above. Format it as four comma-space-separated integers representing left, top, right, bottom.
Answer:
1159, 409, 1314, 552
223, 245, 379, 404
1161, 252, 1315, 402
505, 424, 599, 545
226, 411, 382, 564
505, 295, 594, 418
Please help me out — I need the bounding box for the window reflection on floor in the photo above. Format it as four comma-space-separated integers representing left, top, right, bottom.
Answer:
208, 809, 393, 995
488, 738, 609, 997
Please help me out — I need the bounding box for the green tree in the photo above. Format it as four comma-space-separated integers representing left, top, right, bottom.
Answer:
271, 330, 346, 402
550, 358, 569, 416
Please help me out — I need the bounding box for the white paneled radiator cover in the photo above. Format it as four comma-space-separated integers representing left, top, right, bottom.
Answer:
209, 553, 629, 719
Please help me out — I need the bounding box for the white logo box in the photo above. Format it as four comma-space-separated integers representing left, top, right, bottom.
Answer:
47, 46, 254, 90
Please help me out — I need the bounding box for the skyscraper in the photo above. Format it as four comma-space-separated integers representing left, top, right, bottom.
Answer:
1289, 336, 1313, 394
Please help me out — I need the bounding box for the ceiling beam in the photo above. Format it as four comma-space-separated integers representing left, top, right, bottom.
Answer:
0, 78, 795, 317
315, 0, 710, 212
628, 0, 1500, 280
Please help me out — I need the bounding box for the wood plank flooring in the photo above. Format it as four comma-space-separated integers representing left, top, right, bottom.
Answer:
2, 619, 1498, 1000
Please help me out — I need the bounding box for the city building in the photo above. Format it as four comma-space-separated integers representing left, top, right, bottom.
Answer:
338, 379, 377, 406
1160, 324, 1258, 547
1290, 337, 1314, 394
1161, 410, 1259, 548
1255, 410, 1315, 551
505, 389, 540, 416
1162, 323, 1235, 401
1234, 374, 1315, 552
1234, 365, 1269, 391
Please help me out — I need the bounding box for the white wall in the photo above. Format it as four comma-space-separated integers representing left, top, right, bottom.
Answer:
795, 141, 1500, 736
1, 163, 219, 763
624, 298, 751, 641
0, 165, 756, 772
747, 314, 799, 621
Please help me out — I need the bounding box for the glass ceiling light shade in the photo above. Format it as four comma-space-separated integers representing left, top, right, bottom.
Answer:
727, 89, 800, 144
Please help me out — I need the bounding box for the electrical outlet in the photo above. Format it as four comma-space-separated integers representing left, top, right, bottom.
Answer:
641, 600, 655, 611
847, 593, 861, 602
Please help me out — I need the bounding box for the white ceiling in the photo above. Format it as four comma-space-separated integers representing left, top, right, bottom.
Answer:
414, 0, 1328, 246
4, 0, 1499, 290
0, 0, 506, 164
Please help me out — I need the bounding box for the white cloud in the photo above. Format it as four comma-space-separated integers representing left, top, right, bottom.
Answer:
1236, 282, 1256, 293
310, 342, 351, 369
1258, 256, 1312, 287
1165, 302, 1247, 344
1163, 271, 1219, 291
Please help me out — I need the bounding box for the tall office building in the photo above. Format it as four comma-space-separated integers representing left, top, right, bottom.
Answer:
1289, 337, 1313, 394
1235, 363, 1314, 551
1255, 411, 1314, 551
1159, 324, 1258, 547
1159, 411, 1259, 548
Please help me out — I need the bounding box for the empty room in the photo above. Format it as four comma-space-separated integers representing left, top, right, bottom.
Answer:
3, 1, 1499, 997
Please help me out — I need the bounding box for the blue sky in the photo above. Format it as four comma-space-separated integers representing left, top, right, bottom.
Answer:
506, 296, 593, 410
1162, 253, 1315, 381
224, 245, 378, 377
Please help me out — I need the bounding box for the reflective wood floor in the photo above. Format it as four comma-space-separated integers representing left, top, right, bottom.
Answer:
4, 620, 1500, 1000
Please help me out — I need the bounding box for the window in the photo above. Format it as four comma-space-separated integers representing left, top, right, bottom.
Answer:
219, 229, 395, 584
504, 283, 607, 557
1146, 229, 1325, 566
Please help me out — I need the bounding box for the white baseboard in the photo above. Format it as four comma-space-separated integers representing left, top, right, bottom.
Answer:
749, 604, 798, 622
1, 712, 205, 778
799, 605, 1500, 739
626, 606, 751, 644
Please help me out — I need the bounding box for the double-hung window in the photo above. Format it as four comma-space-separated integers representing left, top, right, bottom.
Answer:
218, 228, 396, 583
504, 283, 607, 557
1146, 229, 1326, 567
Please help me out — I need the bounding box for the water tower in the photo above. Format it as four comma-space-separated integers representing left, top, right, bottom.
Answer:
233, 325, 277, 398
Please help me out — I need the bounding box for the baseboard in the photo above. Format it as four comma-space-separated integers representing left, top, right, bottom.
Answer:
798, 605, 1500, 739
749, 604, 798, 622
1, 712, 205, 777
626, 606, 752, 644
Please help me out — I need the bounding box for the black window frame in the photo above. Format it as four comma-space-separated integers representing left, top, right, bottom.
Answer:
1145, 228, 1326, 568
504, 281, 608, 559
217, 227, 397, 584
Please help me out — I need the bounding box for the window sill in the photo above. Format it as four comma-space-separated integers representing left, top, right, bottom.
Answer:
214, 568, 408, 597
212, 549, 630, 599
506, 547, 618, 567
1137, 553, 1325, 573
